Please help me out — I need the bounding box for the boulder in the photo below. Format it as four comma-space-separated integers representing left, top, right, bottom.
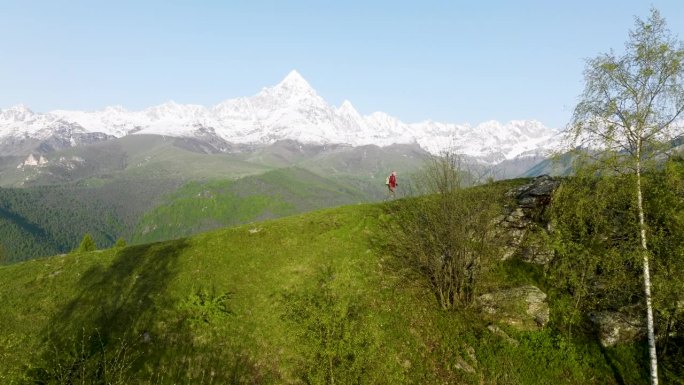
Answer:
487, 324, 519, 346
454, 344, 478, 373
499, 175, 560, 263
454, 356, 476, 373
477, 285, 549, 331
590, 310, 645, 347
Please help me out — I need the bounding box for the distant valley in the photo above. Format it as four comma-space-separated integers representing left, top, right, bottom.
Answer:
0, 134, 433, 262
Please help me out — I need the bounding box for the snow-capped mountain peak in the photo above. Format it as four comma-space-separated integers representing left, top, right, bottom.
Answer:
255, 70, 325, 110
0, 70, 562, 163
276, 70, 311, 90
337, 100, 360, 118
1, 104, 34, 121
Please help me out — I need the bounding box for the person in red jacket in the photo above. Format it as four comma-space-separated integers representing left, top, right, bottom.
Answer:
386, 170, 398, 199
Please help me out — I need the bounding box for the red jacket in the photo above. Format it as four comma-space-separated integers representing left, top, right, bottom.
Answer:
389, 174, 397, 188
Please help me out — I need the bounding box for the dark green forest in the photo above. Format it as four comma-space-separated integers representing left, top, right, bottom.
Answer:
0, 177, 179, 263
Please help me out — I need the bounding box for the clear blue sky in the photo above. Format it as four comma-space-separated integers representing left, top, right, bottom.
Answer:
1, 0, 683, 128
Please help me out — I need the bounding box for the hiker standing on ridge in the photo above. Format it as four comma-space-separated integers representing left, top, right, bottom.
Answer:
386, 170, 398, 199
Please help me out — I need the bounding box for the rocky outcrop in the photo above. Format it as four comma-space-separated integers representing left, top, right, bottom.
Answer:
477, 285, 549, 331
499, 175, 560, 263
506, 175, 560, 209
475, 177, 558, 331
590, 309, 646, 347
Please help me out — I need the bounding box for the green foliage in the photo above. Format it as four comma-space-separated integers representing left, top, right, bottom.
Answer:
570, 8, 684, 165
132, 179, 294, 244
474, 328, 616, 384
0, 167, 373, 263
387, 160, 510, 309
0, 177, 181, 262
26, 329, 140, 385
178, 288, 232, 328
132, 167, 370, 244
549, 163, 684, 381
548, 173, 642, 333
642, 160, 684, 379
491, 258, 546, 289
153, 288, 270, 385
569, 10, 684, 380
76, 233, 97, 253
281, 266, 374, 385
114, 238, 127, 248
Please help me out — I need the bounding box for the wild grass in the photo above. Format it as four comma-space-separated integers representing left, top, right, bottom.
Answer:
0, 185, 674, 384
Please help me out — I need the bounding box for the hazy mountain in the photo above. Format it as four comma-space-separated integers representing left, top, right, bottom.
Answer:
0, 71, 562, 165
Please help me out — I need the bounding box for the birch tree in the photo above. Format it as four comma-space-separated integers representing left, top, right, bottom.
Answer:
570, 9, 684, 385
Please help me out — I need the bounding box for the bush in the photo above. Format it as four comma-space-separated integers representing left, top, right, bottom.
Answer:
388, 153, 506, 309
281, 266, 374, 384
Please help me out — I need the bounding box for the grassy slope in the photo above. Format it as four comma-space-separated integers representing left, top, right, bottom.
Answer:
0, 166, 377, 262
132, 167, 371, 244
0, 196, 640, 384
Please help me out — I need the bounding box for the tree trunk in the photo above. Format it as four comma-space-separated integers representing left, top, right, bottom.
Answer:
636, 154, 659, 385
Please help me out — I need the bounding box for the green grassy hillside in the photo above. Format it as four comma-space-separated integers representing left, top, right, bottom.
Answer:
0, 167, 374, 262
132, 167, 371, 244
0, 191, 657, 385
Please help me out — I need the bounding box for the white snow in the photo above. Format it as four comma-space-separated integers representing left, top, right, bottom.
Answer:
0, 70, 563, 164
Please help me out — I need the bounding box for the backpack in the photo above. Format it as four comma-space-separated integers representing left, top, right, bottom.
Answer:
385, 176, 390, 185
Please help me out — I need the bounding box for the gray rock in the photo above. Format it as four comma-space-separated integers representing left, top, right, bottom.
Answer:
519, 244, 554, 264
527, 177, 560, 196
518, 230, 554, 264
487, 324, 520, 346
505, 175, 559, 210
477, 285, 549, 330
504, 208, 531, 229
454, 356, 476, 373
452, 344, 478, 373
498, 175, 560, 264
590, 310, 645, 347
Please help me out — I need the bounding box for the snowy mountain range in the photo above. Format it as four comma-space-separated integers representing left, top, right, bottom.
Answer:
0, 70, 562, 164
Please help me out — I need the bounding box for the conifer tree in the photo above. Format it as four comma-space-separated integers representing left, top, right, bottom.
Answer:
77, 233, 97, 253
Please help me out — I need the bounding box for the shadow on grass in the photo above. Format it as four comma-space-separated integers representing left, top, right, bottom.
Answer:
597, 341, 654, 385
56, 240, 188, 339
599, 344, 628, 385
26, 239, 279, 384
27, 239, 189, 384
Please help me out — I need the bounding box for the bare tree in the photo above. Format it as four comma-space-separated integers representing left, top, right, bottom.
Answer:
390, 151, 504, 309
569, 9, 684, 384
